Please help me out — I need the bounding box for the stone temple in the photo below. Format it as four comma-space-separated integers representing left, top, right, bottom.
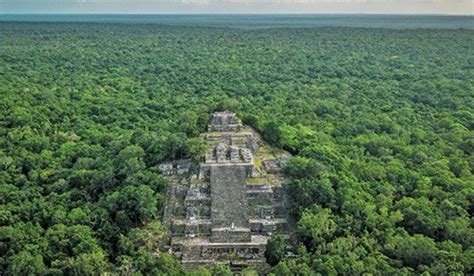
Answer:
161, 111, 290, 273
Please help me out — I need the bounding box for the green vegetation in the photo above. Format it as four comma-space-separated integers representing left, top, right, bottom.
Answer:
265, 234, 286, 266
246, 178, 267, 185
0, 21, 472, 274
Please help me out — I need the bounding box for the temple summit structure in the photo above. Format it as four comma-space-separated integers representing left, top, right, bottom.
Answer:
160, 111, 290, 273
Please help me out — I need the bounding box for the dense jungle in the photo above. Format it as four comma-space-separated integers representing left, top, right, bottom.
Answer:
0, 17, 473, 274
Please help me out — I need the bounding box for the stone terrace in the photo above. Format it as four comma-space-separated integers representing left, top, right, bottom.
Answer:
161, 112, 291, 273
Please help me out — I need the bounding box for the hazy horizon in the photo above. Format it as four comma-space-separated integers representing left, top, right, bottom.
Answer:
2, 12, 473, 15
1, 0, 472, 15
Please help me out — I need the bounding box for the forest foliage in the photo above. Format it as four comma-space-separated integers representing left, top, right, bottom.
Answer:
0, 21, 473, 274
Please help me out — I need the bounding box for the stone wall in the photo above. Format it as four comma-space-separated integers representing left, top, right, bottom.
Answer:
210, 165, 249, 231
210, 227, 251, 243
208, 111, 242, 132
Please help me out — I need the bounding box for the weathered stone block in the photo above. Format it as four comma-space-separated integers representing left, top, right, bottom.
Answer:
158, 162, 173, 176
262, 159, 279, 173
210, 165, 248, 229
210, 227, 251, 243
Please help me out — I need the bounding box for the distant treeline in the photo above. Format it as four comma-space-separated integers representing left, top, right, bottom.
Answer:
1, 14, 473, 29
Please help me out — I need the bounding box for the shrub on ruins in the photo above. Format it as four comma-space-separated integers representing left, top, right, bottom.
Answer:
209, 263, 233, 275
241, 268, 259, 275
187, 267, 214, 276
115, 221, 183, 275
163, 132, 192, 161
187, 137, 208, 162
270, 255, 313, 276
265, 234, 286, 266
115, 251, 184, 275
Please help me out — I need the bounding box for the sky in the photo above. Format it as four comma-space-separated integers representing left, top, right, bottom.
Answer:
0, 0, 472, 14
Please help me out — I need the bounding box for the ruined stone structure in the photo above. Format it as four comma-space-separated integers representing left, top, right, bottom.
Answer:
161, 111, 290, 273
